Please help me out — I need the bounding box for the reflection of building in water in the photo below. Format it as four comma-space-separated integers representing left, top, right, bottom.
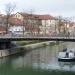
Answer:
57, 42, 67, 52
59, 62, 75, 71
66, 42, 75, 49
0, 57, 10, 65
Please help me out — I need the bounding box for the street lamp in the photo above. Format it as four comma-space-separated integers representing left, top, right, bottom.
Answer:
67, 24, 69, 28
67, 24, 70, 37
64, 19, 70, 37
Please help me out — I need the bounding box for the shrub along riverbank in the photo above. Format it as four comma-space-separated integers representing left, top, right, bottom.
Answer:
16, 40, 48, 46
16, 40, 60, 47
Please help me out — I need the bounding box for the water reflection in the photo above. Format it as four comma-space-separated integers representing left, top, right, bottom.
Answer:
59, 61, 75, 71
0, 42, 75, 74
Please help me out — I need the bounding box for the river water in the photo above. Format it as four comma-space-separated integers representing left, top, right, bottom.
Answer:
0, 42, 75, 75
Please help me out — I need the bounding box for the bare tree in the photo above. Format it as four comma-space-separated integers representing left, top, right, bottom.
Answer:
58, 16, 61, 34
28, 9, 35, 35
5, 3, 16, 33
58, 16, 65, 36
29, 10, 41, 36
36, 17, 41, 36
22, 14, 29, 36
22, 9, 41, 36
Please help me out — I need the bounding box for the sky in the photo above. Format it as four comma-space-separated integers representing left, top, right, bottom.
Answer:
0, 0, 75, 18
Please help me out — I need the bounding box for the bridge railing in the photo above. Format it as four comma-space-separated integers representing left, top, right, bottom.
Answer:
0, 33, 75, 39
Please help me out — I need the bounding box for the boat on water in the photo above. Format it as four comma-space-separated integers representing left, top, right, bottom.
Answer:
58, 48, 75, 61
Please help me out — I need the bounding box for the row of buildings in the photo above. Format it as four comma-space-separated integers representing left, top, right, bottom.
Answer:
0, 12, 75, 36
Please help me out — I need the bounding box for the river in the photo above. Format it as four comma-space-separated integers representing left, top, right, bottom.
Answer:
0, 42, 75, 75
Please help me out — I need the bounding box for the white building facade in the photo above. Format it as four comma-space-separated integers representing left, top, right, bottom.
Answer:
39, 15, 59, 36
9, 25, 25, 36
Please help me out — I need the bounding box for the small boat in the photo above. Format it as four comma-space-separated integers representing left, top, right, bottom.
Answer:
58, 48, 75, 61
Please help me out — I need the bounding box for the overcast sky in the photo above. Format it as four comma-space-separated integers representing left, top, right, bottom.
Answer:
0, 0, 75, 17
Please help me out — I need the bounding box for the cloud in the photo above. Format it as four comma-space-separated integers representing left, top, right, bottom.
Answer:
0, 0, 75, 16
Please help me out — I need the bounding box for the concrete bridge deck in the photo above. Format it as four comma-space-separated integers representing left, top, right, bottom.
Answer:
0, 34, 75, 41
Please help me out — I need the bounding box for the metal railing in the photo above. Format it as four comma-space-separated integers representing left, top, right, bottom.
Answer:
0, 33, 75, 38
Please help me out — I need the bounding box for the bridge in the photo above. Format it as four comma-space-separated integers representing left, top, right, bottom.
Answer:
0, 34, 75, 42
0, 34, 75, 50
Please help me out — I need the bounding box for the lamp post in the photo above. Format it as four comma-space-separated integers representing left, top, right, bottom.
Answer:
66, 24, 69, 37
64, 19, 70, 37
64, 22, 67, 37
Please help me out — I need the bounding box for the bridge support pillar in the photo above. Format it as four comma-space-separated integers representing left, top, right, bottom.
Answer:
0, 40, 11, 50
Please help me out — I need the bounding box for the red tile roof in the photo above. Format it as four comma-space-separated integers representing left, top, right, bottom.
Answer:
19, 12, 38, 20
17, 12, 57, 20
37, 15, 57, 20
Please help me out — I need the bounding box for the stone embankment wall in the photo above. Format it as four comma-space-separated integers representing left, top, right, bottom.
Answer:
0, 41, 56, 58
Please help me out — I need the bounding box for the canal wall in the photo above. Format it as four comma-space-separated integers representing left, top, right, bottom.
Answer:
0, 41, 56, 58
0, 48, 23, 58
22, 41, 56, 50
